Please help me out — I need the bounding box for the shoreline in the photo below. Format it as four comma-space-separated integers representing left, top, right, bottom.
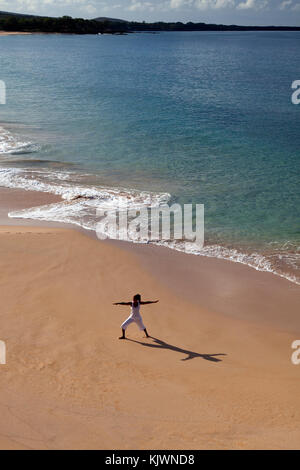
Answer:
0, 186, 300, 449
0, 31, 33, 36
1, 183, 299, 283
1, 186, 300, 334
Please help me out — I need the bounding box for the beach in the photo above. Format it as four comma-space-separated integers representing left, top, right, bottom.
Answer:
0, 29, 299, 451
0, 31, 32, 36
0, 187, 300, 450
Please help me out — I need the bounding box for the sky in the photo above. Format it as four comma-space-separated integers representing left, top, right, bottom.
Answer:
0, 0, 300, 26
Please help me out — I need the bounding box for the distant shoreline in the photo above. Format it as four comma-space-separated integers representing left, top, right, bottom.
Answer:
0, 30, 32, 36
0, 13, 299, 36
0, 29, 300, 37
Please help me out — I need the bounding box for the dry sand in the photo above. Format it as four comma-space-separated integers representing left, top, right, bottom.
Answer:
0, 188, 300, 449
0, 31, 32, 36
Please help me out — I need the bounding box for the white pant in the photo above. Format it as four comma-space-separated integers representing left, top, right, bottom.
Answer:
121, 315, 146, 331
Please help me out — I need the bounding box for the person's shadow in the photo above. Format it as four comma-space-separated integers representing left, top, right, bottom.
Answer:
127, 336, 226, 362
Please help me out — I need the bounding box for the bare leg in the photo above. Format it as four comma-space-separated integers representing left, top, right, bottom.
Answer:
119, 329, 126, 340
144, 328, 150, 338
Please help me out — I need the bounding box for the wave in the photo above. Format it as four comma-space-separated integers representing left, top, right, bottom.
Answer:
0, 167, 299, 287
0, 167, 171, 237
0, 126, 38, 155
0, 167, 170, 204
9, 202, 300, 286
158, 240, 300, 286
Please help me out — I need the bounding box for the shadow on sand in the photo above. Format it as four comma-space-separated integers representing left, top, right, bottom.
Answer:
126, 336, 227, 362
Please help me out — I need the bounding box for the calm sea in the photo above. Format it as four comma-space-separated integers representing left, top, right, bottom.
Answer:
0, 31, 299, 283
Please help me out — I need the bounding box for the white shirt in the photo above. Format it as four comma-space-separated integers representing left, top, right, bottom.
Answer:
130, 301, 141, 318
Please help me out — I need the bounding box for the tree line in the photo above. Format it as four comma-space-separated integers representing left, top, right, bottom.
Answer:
130, 21, 300, 32
0, 14, 299, 34
0, 15, 128, 34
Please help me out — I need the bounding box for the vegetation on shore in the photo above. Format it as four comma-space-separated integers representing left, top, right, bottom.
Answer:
0, 14, 127, 35
0, 11, 299, 35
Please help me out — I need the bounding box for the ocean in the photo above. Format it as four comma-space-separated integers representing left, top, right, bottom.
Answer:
0, 31, 299, 283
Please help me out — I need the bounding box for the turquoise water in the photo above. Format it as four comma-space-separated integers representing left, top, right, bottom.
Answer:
0, 32, 299, 282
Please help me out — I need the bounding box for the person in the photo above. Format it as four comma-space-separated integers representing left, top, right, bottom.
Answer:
113, 294, 159, 340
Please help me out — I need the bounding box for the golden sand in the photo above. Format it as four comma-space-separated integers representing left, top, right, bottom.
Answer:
0, 220, 299, 449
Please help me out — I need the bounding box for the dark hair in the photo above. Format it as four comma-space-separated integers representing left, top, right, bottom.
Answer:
133, 294, 141, 302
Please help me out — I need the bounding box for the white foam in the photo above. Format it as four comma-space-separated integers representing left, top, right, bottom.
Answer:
1, 167, 299, 287
0, 126, 35, 155
0, 167, 170, 204
156, 240, 300, 285
1, 166, 171, 240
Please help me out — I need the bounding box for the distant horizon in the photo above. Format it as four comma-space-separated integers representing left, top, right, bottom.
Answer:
0, 0, 299, 27
0, 8, 300, 28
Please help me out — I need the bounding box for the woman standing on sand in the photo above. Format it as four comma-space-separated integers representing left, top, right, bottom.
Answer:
113, 294, 159, 339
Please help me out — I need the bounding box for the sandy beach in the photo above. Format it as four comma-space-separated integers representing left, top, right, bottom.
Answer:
0, 187, 299, 449
0, 31, 33, 36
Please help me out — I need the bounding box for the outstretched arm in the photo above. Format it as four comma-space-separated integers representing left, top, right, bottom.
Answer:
113, 302, 132, 306
140, 300, 159, 305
